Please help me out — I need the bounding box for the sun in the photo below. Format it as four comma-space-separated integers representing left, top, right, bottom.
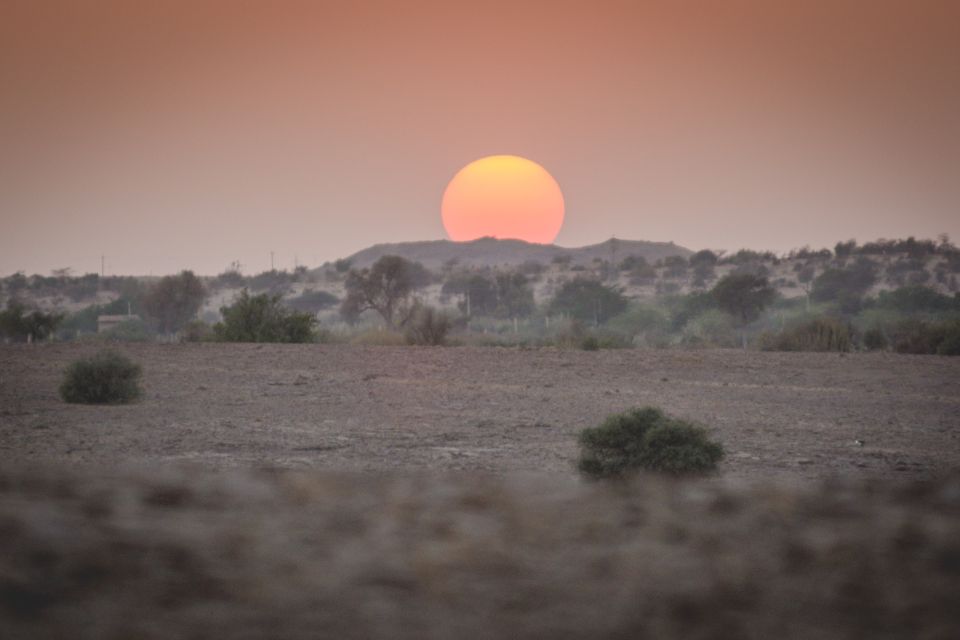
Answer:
441, 155, 564, 244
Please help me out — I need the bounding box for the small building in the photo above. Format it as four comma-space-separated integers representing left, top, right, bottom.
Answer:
97, 314, 141, 333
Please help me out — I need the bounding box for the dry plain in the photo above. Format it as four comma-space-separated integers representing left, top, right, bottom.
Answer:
1, 343, 960, 639
1, 343, 959, 478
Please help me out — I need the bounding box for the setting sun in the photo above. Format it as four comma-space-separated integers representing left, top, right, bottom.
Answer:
441, 155, 565, 244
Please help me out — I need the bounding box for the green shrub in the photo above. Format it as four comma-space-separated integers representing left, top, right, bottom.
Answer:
578, 407, 724, 478
214, 289, 316, 343
60, 350, 143, 404
759, 317, 853, 352
404, 306, 452, 346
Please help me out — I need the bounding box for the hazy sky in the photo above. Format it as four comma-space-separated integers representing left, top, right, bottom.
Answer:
2, 0, 958, 276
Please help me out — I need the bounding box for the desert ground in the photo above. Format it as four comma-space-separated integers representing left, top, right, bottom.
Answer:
2, 344, 960, 638
2, 343, 959, 477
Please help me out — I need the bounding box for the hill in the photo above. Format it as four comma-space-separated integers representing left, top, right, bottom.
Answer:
341, 237, 692, 269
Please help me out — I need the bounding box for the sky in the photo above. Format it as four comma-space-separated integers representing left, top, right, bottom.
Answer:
1, 0, 958, 276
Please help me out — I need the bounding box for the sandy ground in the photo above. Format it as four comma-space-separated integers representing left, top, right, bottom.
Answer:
1, 343, 959, 478
1, 343, 960, 638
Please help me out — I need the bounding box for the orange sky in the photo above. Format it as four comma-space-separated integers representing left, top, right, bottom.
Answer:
1, 0, 958, 275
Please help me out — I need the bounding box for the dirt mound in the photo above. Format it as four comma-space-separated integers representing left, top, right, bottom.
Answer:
2, 466, 959, 639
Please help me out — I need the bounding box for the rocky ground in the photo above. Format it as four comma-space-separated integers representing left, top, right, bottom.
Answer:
1, 343, 959, 638
1, 344, 958, 478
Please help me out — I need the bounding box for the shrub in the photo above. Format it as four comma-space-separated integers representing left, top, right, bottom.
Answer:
577, 407, 724, 478
890, 319, 960, 355
214, 289, 317, 343
759, 317, 853, 352
102, 318, 154, 342
404, 306, 452, 346
862, 327, 888, 351
60, 350, 143, 404
580, 335, 600, 351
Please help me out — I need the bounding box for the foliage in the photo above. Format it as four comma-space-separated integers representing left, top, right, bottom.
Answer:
689, 249, 719, 267
442, 272, 496, 315
0, 301, 63, 342
889, 318, 960, 355
143, 270, 206, 334
810, 257, 878, 312
548, 279, 628, 325
214, 289, 317, 343
759, 317, 853, 352
285, 290, 339, 314
862, 327, 888, 351
340, 256, 429, 328
577, 407, 724, 478
493, 272, 535, 318
404, 305, 452, 345
61, 297, 140, 334
711, 274, 775, 324
875, 286, 958, 314
680, 309, 739, 348
101, 318, 154, 342
59, 350, 143, 404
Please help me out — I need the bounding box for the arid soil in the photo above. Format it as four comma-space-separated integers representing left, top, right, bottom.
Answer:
1, 344, 960, 638
1, 343, 959, 478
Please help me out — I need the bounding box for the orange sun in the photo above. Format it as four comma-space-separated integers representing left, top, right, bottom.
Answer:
441, 155, 564, 244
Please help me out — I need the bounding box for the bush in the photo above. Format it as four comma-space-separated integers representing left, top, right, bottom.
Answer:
577, 407, 724, 478
890, 319, 960, 355
214, 290, 317, 343
759, 317, 853, 352
101, 318, 154, 343
404, 306, 452, 345
60, 350, 143, 404
862, 327, 888, 351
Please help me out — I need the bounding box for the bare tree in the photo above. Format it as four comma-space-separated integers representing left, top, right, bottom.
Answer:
340, 256, 429, 329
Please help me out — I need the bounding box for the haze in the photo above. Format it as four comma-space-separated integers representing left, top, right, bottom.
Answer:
2, 0, 958, 276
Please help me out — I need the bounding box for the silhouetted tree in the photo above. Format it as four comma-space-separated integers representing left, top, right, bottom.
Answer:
143, 270, 206, 334
549, 279, 627, 325
340, 256, 428, 328
0, 301, 63, 342
711, 274, 775, 346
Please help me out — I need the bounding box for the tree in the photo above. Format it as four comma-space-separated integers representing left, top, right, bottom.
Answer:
0, 301, 63, 342
810, 257, 877, 313
214, 290, 316, 342
493, 272, 535, 319
549, 279, 627, 325
711, 274, 775, 347
340, 256, 429, 328
143, 270, 206, 334
442, 272, 497, 316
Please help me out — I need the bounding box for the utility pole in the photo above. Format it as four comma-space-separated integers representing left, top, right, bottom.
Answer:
270, 251, 275, 271
101, 255, 105, 278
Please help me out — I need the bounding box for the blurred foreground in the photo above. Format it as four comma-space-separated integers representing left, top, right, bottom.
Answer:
1, 466, 958, 639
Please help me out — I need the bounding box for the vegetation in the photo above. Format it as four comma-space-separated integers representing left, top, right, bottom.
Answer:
760, 317, 853, 352
214, 290, 317, 343
60, 350, 143, 404
548, 279, 627, 325
0, 301, 63, 342
340, 255, 430, 328
404, 305, 453, 345
143, 270, 206, 334
711, 274, 776, 325
578, 407, 724, 478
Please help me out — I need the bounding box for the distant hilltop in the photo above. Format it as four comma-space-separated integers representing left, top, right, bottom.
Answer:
341, 237, 692, 269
